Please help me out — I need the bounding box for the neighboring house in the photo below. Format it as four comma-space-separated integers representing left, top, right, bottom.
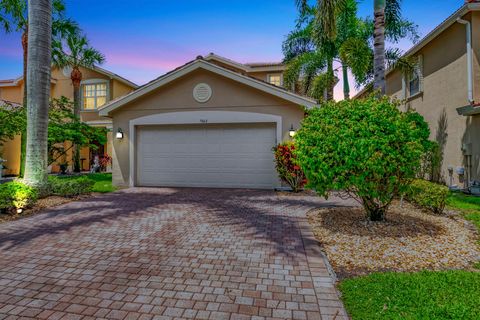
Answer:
357, 1, 480, 187
0, 66, 138, 175
99, 54, 316, 189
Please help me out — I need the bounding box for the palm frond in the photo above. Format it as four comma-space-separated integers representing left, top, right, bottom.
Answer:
282, 23, 315, 62
284, 51, 327, 96
52, 17, 79, 38
385, 47, 416, 74
339, 37, 373, 85
0, 0, 27, 32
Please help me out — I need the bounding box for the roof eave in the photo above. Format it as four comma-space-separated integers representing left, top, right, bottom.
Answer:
99, 59, 316, 117
354, 2, 480, 99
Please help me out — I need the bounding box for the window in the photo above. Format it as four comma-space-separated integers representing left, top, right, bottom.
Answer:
405, 55, 423, 98
267, 74, 282, 86
82, 82, 108, 110
409, 70, 420, 96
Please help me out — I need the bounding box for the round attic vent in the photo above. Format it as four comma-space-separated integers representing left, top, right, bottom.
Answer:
193, 83, 212, 103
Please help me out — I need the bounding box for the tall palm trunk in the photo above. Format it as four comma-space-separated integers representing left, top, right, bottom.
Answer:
342, 63, 350, 100
326, 58, 334, 101
24, 0, 52, 187
19, 28, 28, 177
71, 66, 82, 172
373, 0, 386, 95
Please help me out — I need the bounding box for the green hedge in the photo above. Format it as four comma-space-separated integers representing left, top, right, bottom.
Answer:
47, 176, 95, 197
405, 179, 449, 214
0, 181, 38, 213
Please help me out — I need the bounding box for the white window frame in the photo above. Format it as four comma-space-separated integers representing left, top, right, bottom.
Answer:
80, 79, 110, 110
402, 55, 423, 99
267, 73, 283, 87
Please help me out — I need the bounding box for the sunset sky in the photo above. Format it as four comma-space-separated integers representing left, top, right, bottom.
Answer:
0, 0, 464, 99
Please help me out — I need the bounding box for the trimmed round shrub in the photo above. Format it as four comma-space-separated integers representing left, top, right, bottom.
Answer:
273, 142, 306, 192
47, 176, 94, 197
295, 96, 430, 221
0, 181, 38, 213
404, 179, 449, 214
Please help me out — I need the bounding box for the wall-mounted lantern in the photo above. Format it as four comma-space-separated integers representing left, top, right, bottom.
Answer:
289, 124, 296, 138
116, 128, 124, 139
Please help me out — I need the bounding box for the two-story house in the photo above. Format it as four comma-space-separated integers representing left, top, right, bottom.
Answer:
357, 1, 480, 187
0, 53, 294, 181
0, 66, 138, 175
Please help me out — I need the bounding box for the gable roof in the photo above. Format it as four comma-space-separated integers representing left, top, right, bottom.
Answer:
354, 1, 480, 99
0, 65, 137, 89
99, 57, 316, 116
204, 53, 286, 73
0, 77, 57, 87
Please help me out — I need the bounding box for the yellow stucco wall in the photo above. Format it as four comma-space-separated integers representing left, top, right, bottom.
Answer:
0, 135, 21, 176
109, 68, 305, 187
0, 66, 135, 175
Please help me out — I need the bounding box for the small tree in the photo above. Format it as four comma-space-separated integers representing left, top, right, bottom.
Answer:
273, 142, 306, 192
47, 97, 107, 167
0, 102, 25, 149
295, 96, 429, 221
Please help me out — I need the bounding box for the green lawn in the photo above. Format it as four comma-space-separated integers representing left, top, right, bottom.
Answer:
56, 173, 116, 193
339, 192, 480, 319
447, 192, 480, 269
447, 192, 480, 230
86, 173, 116, 193
339, 271, 480, 320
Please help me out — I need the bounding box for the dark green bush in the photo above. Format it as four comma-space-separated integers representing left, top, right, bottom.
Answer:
0, 181, 38, 213
48, 176, 94, 197
295, 96, 430, 221
405, 179, 449, 214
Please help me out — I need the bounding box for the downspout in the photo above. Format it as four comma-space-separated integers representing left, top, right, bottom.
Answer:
457, 18, 474, 104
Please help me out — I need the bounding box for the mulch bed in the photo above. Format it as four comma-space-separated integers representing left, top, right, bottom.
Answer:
308, 201, 480, 279
0, 194, 91, 224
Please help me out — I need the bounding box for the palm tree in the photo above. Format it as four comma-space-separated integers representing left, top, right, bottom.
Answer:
23, 0, 52, 187
0, 0, 78, 176
289, 0, 416, 99
52, 33, 105, 171
286, 1, 361, 101
373, 0, 386, 95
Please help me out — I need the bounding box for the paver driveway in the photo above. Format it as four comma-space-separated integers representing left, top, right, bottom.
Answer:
0, 188, 350, 320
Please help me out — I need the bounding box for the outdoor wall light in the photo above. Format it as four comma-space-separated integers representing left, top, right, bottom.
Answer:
116, 128, 124, 139
289, 124, 296, 138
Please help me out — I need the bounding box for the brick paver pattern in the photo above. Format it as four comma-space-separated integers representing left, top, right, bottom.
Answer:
0, 188, 349, 319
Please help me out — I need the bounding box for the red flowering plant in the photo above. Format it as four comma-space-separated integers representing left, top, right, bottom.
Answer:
273, 142, 306, 192
99, 154, 112, 172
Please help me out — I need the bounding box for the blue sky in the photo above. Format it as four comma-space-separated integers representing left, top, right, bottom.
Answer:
0, 0, 464, 97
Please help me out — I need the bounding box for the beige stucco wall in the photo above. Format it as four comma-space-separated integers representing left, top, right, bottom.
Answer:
109, 68, 305, 187
387, 12, 480, 185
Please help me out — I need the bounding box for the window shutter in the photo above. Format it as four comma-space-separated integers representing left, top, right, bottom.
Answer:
417, 55, 424, 92
401, 74, 407, 99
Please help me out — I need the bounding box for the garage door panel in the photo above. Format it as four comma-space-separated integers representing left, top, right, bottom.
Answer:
136, 123, 277, 189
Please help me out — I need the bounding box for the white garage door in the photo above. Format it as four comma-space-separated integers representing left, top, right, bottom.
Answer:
136, 123, 277, 189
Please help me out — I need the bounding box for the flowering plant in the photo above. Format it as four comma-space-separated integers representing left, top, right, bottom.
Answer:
99, 154, 112, 172
273, 142, 306, 192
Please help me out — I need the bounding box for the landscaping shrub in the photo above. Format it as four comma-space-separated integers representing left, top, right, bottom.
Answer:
405, 179, 449, 214
48, 175, 94, 197
295, 96, 430, 221
273, 142, 306, 192
0, 181, 38, 213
